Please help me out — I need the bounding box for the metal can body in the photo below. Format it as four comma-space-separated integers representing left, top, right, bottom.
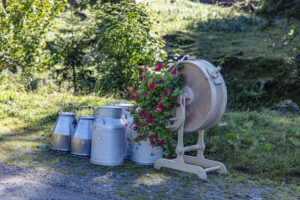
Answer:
71, 116, 94, 156
51, 113, 76, 152
90, 106, 125, 166
130, 139, 163, 165
115, 103, 134, 159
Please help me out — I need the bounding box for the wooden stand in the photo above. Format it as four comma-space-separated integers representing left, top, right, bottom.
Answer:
154, 128, 227, 180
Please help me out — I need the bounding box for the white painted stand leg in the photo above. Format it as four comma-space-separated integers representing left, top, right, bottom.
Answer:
154, 129, 227, 179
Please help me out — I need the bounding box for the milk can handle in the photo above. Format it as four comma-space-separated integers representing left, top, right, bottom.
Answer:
117, 99, 127, 104
60, 102, 75, 113
94, 106, 101, 117
79, 106, 95, 117
105, 101, 116, 106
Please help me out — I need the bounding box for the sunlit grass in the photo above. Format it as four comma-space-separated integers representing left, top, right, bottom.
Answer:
149, 0, 239, 36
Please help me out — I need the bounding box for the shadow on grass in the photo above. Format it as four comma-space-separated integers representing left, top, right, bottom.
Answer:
164, 15, 300, 109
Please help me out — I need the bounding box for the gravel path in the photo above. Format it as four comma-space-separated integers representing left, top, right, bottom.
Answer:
1, 159, 296, 200
0, 161, 119, 200
0, 156, 299, 200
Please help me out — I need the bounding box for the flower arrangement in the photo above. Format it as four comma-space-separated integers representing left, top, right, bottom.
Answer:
125, 63, 184, 147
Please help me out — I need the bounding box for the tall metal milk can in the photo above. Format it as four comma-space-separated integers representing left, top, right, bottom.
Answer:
71, 106, 95, 156
90, 106, 126, 166
51, 103, 77, 151
115, 100, 134, 159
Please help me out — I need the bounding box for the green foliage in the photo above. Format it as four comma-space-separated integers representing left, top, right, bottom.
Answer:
258, 0, 300, 19
69, 0, 123, 9
0, 0, 67, 75
150, 0, 300, 109
163, 110, 300, 181
127, 64, 184, 146
90, 1, 166, 95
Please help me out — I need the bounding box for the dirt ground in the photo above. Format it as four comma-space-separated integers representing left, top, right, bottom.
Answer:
1, 159, 299, 200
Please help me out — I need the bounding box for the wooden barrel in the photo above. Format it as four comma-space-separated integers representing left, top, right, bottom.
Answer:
176, 59, 227, 132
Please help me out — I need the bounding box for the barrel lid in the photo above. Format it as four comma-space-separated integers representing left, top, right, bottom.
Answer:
59, 112, 76, 116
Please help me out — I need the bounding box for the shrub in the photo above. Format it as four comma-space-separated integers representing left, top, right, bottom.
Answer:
0, 0, 67, 75
90, 1, 166, 95
257, 0, 300, 19
127, 64, 184, 146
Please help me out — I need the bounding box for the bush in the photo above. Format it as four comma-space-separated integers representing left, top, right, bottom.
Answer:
0, 0, 67, 75
258, 0, 300, 19
90, 1, 166, 95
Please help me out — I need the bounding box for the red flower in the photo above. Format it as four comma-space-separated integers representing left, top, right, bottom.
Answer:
150, 134, 157, 139
131, 89, 136, 94
155, 101, 164, 112
177, 103, 181, 107
144, 66, 148, 72
163, 88, 170, 96
171, 70, 177, 75
149, 81, 156, 90
124, 114, 128, 119
160, 78, 164, 83
146, 117, 153, 124
180, 74, 184, 79
124, 89, 129, 93
155, 63, 163, 72
125, 123, 128, 127
160, 95, 164, 99
142, 112, 148, 119
126, 137, 131, 142
131, 95, 136, 101
143, 76, 147, 82
157, 139, 164, 146
144, 92, 149, 96
138, 135, 144, 139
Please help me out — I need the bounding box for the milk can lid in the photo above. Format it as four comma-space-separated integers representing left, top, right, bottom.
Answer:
59, 111, 76, 116
115, 103, 134, 108
97, 106, 122, 119
79, 115, 95, 120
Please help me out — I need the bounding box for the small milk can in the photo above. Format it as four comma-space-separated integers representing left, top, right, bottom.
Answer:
71, 106, 95, 156
115, 99, 135, 159
90, 106, 126, 166
130, 139, 163, 165
51, 103, 77, 152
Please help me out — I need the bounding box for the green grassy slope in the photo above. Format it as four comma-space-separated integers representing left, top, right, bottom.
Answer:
148, 0, 300, 109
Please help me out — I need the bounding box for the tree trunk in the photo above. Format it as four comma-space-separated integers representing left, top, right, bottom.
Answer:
72, 65, 77, 93
2, 0, 6, 9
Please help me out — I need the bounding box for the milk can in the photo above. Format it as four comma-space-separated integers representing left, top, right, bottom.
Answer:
71, 106, 95, 156
130, 138, 163, 165
90, 106, 126, 166
51, 103, 77, 152
115, 99, 135, 159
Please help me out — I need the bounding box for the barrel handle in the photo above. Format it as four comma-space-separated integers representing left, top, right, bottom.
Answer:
79, 106, 95, 118
166, 54, 196, 73
117, 99, 127, 104
60, 102, 75, 113
105, 101, 116, 106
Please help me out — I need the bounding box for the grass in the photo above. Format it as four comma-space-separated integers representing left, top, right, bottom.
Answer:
148, 0, 300, 61
0, 1, 300, 198
0, 71, 299, 185
148, 0, 300, 108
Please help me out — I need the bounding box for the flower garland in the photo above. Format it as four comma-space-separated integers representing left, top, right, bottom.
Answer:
125, 63, 184, 147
